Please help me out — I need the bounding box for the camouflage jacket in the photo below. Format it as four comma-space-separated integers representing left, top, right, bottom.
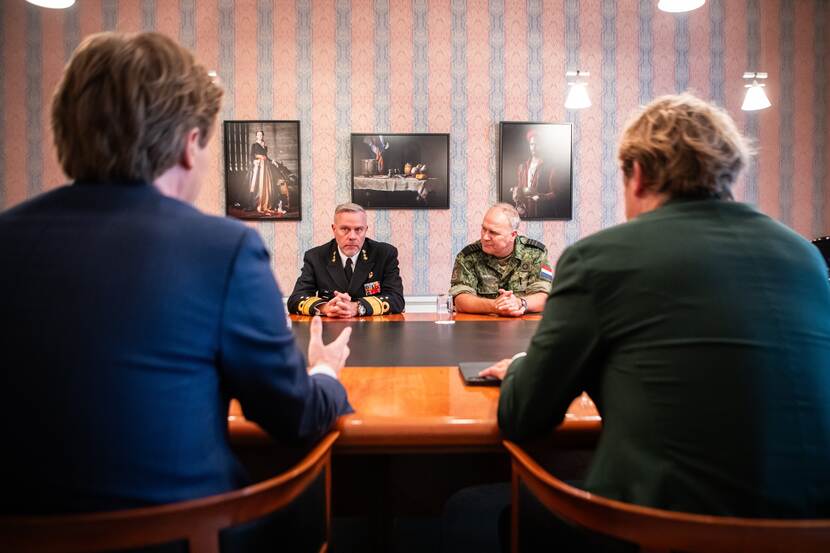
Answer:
449, 237, 553, 298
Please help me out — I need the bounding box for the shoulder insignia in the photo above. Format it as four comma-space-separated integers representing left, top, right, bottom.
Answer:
460, 242, 482, 256
521, 237, 547, 251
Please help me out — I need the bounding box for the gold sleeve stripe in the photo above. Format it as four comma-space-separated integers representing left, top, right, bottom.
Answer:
364, 296, 384, 315
298, 297, 324, 315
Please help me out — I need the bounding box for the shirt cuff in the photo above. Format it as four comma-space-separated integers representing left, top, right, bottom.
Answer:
309, 363, 338, 380
511, 351, 528, 362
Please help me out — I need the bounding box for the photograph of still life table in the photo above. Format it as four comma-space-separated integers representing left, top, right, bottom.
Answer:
350, 133, 450, 209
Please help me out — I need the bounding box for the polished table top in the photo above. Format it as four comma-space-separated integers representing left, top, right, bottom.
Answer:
290, 315, 540, 366
230, 313, 602, 451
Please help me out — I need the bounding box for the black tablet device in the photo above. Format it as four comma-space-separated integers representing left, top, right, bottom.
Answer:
458, 362, 501, 386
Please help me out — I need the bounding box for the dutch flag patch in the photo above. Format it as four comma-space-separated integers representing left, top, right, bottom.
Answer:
540, 264, 554, 282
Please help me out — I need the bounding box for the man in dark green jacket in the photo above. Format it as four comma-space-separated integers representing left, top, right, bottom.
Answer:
484, 93, 830, 519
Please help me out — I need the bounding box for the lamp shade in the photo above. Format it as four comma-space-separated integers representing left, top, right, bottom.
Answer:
26, 0, 76, 7
741, 82, 772, 111
565, 83, 591, 110
657, 0, 705, 13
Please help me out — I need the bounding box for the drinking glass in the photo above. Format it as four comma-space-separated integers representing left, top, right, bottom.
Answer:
435, 293, 455, 324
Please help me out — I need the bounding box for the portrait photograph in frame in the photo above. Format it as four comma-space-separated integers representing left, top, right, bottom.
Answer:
224, 120, 301, 220
498, 121, 573, 220
351, 133, 450, 209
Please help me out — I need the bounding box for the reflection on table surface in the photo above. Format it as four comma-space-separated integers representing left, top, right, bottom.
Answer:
290, 316, 542, 367
289, 312, 542, 322
229, 366, 601, 452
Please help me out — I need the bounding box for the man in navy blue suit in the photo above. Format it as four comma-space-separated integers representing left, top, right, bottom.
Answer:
0, 32, 352, 515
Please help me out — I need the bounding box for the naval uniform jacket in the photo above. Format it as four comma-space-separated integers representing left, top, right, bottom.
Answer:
288, 238, 405, 316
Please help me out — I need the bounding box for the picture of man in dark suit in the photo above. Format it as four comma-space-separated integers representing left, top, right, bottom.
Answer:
288, 202, 405, 317
0, 32, 352, 515
512, 130, 558, 218
500, 122, 572, 220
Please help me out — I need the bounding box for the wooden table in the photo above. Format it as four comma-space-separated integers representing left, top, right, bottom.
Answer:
230, 367, 599, 451
230, 313, 602, 543
229, 313, 601, 452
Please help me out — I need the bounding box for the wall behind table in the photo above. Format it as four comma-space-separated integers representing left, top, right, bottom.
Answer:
1, 0, 828, 295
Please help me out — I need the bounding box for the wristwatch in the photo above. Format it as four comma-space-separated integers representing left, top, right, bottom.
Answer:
519, 297, 528, 311
357, 303, 367, 317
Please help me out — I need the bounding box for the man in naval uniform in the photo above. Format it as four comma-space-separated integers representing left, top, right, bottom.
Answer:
288, 203, 405, 317
450, 203, 553, 317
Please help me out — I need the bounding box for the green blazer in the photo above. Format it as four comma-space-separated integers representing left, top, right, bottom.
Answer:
499, 198, 830, 518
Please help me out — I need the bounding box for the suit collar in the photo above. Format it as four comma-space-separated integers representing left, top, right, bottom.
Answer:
349, 246, 375, 296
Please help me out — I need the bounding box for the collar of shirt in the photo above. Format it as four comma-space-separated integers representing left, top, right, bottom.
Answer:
337, 247, 360, 268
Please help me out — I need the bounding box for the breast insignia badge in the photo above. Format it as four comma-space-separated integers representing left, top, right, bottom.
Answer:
364, 281, 381, 295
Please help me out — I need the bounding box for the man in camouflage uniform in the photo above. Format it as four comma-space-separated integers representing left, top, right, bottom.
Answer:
450, 203, 553, 317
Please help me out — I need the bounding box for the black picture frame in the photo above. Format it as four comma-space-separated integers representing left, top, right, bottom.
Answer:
350, 133, 450, 209
224, 120, 302, 220
498, 121, 573, 220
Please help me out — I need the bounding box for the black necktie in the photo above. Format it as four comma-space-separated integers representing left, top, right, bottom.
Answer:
345, 257, 353, 283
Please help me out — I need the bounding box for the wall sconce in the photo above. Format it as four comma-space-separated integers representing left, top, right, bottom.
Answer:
741, 72, 772, 111
657, 0, 705, 13
565, 70, 591, 110
25, 0, 75, 8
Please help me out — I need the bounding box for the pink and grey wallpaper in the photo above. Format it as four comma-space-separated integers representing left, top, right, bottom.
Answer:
1, 0, 828, 294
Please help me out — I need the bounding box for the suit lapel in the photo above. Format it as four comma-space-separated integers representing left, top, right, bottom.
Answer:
349, 245, 375, 297
325, 243, 350, 293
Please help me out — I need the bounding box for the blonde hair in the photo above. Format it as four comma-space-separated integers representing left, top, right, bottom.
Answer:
618, 93, 751, 200
51, 32, 223, 183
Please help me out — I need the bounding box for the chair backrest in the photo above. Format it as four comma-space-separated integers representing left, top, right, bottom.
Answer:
503, 440, 830, 553
0, 431, 339, 553
812, 236, 830, 277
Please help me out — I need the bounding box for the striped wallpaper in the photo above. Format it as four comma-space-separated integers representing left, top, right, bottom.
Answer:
1, 0, 828, 295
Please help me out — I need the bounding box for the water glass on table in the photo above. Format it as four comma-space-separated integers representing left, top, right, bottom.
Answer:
436, 293, 455, 324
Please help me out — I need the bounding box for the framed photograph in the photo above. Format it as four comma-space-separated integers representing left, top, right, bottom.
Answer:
498, 122, 573, 220
224, 120, 301, 220
351, 133, 449, 209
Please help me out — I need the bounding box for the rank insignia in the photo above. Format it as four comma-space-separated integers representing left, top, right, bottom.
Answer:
364, 281, 381, 295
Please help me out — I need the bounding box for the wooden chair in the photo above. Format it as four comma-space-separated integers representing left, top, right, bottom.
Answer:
0, 431, 339, 553
504, 440, 830, 553
812, 236, 830, 277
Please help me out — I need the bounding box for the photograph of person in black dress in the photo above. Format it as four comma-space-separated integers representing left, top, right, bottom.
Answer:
224, 121, 301, 220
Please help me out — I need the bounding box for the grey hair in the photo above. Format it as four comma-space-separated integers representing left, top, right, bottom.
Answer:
490, 203, 521, 231
334, 202, 366, 217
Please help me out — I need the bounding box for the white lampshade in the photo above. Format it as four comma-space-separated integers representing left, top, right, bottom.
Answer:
26, 0, 76, 8
658, 0, 705, 13
741, 82, 772, 111
565, 83, 592, 110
